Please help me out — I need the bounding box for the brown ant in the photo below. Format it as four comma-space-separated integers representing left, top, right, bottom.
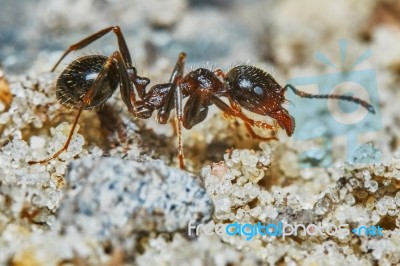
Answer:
28, 26, 376, 169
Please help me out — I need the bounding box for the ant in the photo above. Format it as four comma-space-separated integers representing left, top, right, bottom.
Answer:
28, 26, 376, 169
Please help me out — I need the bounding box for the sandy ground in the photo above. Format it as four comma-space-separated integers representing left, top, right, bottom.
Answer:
1, 0, 400, 265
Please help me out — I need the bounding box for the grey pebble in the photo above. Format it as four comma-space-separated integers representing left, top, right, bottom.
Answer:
58, 157, 213, 238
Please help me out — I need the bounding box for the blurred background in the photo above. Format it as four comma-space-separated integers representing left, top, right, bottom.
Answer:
0, 0, 270, 75
1, 0, 397, 76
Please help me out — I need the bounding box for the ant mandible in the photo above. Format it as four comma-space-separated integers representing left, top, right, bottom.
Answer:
28, 26, 376, 169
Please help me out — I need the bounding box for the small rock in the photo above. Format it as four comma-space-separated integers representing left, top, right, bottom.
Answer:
58, 157, 213, 238
29, 136, 46, 149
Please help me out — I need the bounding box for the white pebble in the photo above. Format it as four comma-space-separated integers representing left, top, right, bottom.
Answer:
30, 136, 46, 149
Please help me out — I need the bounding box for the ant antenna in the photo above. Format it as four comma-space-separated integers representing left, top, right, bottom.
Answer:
284, 84, 375, 114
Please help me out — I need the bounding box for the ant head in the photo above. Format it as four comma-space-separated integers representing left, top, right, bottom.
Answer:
224, 65, 296, 136
225, 66, 285, 114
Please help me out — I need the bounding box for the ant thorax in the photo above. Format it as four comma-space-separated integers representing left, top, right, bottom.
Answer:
180, 68, 225, 97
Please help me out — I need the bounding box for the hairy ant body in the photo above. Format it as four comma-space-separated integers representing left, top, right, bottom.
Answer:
28, 26, 375, 169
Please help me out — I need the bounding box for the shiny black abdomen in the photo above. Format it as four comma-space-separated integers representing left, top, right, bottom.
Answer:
225, 65, 284, 115
56, 55, 119, 109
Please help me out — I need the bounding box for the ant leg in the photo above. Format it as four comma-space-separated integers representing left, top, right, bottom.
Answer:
156, 53, 187, 169
51, 26, 133, 71
29, 51, 126, 165
211, 95, 277, 132
182, 90, 209, 130
284, 84, 375, 114
243, 123, 277, 141
229, 101, 277, 141
174, 53, 186, 169
28, 104, 85, 165
157, 53, 187, 123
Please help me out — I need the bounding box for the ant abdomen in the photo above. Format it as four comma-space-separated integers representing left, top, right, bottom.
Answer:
56, 55, 119, 109
225, 65, 285, 115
